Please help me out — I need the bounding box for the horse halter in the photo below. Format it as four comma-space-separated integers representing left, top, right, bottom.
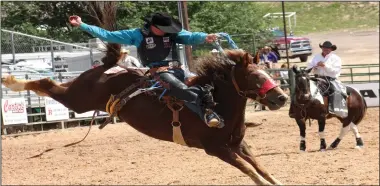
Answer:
230, 66, 277, 100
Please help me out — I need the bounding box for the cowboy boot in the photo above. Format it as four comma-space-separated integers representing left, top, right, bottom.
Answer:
158, 72, 224, 128
328, 95, 335, 114
201, 84, 225, 128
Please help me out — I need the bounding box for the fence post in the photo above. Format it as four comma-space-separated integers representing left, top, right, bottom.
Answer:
11, 32, 16, 62
90, 48, 94, 66
25, 74, 32, 123
368, 66, 371, 82
58, 72, 63, 83
350, 68, 353, 84
50, 41, 55, 72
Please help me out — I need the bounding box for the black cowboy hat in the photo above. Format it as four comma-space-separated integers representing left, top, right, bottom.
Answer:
319, 41, 337, 51
144, 12, 182, 34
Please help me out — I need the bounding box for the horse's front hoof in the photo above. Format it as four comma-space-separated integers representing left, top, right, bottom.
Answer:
300, 140, 306, 151
320, 139, 327, 151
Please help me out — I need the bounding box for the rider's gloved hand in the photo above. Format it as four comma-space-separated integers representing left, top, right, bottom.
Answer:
69, 15, 83, 27
205, 34, 218, 43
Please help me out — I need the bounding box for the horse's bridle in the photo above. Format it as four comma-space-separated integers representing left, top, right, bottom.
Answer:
230, 66, 277, 101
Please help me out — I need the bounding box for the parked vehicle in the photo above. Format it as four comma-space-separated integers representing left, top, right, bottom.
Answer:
269, 29, 313, 62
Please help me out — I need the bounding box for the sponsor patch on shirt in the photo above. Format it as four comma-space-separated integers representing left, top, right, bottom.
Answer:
146, 37, 154, 44
146, 43, 156, 49
163, 37, 170, 42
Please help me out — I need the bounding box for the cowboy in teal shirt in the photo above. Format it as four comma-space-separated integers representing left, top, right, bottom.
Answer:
69, 12, 224, 128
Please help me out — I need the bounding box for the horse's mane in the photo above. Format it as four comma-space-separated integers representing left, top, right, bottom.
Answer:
194, 49, 261, 79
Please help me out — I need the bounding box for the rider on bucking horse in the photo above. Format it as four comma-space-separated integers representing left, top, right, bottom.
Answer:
289, 40, 347, 118
69, 12, 224, 128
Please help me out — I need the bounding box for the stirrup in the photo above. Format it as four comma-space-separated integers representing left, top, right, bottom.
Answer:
204, 110, 224, 128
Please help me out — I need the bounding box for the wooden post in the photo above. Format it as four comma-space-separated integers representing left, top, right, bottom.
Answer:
180, 1, 194, 71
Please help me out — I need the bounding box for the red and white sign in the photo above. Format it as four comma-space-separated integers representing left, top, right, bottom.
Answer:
1, 98, 28, 125
44, 97, 69, 121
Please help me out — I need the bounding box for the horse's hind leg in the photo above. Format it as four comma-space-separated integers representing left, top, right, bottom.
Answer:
329, 121, 351, 150
203, 145, 272, 185
236, 140, 282, 185
1, 75, 66, 97
350, 122, 364, 149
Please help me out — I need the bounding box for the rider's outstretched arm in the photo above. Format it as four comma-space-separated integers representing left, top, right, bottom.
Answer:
175, 29, 208, 45
79, 23, 143, 47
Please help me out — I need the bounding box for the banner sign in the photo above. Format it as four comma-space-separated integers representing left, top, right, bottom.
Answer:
44, 97, 69, 121
1, 98, 28, 125
347, 83, 379, 107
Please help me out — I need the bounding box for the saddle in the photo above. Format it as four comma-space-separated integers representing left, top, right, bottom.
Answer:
101, 65, 193, 146
311, 78, 349, 118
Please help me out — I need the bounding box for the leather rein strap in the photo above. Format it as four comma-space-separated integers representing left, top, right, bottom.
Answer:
230, 66, 277, 100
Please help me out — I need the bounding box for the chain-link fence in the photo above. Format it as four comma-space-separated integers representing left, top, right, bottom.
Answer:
191, 32, 274, 57
1, 29, 105, 73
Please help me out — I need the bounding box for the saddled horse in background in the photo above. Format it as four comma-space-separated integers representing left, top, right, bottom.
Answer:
2, 40, 290, 184
290, 65, 367, 152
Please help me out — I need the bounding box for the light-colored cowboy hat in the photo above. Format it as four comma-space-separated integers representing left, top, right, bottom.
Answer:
263, 46, 271, 50
121, 48, 130, 54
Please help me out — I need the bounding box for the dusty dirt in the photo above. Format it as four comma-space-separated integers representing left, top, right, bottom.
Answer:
2, 107, 379, 185
2, 29, 379, 185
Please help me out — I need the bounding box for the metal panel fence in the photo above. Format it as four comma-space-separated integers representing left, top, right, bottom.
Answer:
1, 71, 113, 135
1, 29, 101, 72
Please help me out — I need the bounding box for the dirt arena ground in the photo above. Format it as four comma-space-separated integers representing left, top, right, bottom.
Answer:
2, 107, 379, 185
2, 29, 379, 185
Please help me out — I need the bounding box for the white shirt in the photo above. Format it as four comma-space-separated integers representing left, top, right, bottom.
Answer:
118, 55, 143, 68
306, 52, 342, 78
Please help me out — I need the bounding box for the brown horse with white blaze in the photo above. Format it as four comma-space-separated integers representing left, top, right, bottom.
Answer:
2, 45, 289, 184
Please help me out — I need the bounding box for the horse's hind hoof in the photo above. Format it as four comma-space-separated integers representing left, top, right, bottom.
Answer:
356, 137, 364, 146
1, 75, 26, 91
355, 145, 364, 150
329, 138, 341, 149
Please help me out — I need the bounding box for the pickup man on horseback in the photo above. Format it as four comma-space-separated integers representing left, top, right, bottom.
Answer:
69, 12, 224, 128
289, 40, 347, 117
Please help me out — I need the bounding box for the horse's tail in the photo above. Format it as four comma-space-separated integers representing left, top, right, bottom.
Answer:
83, 2, 122, 69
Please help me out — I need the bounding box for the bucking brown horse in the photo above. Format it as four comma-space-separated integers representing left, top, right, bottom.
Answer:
2, 44, 289, 184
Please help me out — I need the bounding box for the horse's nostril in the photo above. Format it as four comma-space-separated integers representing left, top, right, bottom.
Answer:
278, 95, 288, 102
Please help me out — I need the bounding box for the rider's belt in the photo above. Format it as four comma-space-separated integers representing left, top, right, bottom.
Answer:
147, 61, 181, 69
315, 75, 336, 81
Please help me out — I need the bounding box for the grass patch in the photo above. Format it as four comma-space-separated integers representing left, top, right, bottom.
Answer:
259, 2, 379, 35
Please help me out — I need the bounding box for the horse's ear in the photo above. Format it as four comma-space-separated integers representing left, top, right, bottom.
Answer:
253, 51, 260, 64
306, 67, 313, 74
242, 52, 252, 67
292, 65, 300, 74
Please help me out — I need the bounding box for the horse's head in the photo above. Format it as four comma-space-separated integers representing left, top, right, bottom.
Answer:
195, 49, 288, 110
292, 65, 315, 103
